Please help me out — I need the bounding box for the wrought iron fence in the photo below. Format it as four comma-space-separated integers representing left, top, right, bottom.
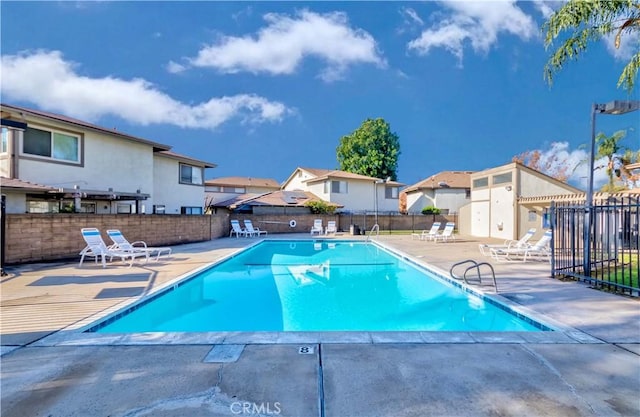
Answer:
551, 197, 639, 296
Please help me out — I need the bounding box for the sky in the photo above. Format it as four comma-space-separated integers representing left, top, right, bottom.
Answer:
1, 1, 639, 190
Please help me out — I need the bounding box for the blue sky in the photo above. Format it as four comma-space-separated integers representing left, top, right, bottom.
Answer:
2, 1, 638, 189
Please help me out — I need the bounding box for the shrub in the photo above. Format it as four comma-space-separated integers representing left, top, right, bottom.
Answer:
305, 200, 336, 214
421, 206, 441, 215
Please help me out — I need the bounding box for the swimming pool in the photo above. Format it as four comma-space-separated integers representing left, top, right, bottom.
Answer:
90, 240, 550, 333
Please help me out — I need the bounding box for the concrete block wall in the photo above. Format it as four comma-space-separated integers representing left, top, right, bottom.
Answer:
3, 212, 457, 264
4, 213, 229, 264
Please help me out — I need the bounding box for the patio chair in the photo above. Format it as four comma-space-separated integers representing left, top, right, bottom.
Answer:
433, 222, 456, 242
478, 228, 536, 256
244, 219, 267, 237
325, 220, 337, 235
310, 219, 323, 235
411, 222, 441, 241
79, 228, 148, 268
230, 220, 248, 238
490, 230, 552, 262
106, 229, 172, 261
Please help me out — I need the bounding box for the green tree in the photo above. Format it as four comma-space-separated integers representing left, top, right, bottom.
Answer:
336, 118, 400, 181
594, 129, 630, 191
542, 0, 640, 92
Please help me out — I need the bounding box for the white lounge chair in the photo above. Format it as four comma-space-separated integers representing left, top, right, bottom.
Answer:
479, 228, 536, 256
490, 230, 552, 262
325, 220, 337, 235
107, 229, 172, 261
411, 222, 441, 240
310, 219, 323, 235
80, 228, 148, 268
244, 219, 267, 237
230, 220, 248, 238
433, 222, 456, 242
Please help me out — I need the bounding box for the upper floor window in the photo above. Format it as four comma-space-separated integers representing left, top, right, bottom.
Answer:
209, 186, 221, 192
492, 172, 512, 185
385, 186, 399, 199
23, 127, 80, 163
1, 127, 8, 153
180, 163, 203, 185
324, 180, 348, 194
472, 177, 488, 188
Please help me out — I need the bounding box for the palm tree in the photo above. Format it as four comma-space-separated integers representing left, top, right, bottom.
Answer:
543, 0, 640, 92
594, 130, 628, 192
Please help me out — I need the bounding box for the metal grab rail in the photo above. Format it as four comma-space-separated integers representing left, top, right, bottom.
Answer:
449, 259, 498, 293
366, 224, 380, 242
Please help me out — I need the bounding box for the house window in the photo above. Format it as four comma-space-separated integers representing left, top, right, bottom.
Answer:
528, 210, 537, 222
385, 186, 399, 199
1, 127, 8, 153
179, 164, 203, 185
181, 206, 203, 215
493, 172, 512, 185
465, 188, 471, 199
28, 200, 60, 213
23, 127, 80, 163
80, 203, 96, 213
325, 180, 347, 194
472, 177, 488, 188
117, 204, 133, 214
233, 187, 246, 193
209, 186, 221, 192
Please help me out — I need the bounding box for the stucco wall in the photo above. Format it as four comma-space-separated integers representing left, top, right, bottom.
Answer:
15, 124, 155, 198
152, 155, 205, 214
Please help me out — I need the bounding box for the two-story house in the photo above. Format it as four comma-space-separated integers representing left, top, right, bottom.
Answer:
281, 167, 403, 213
403, 171, 473, 215
0, 103, 215, 214
204, 176, 281, 209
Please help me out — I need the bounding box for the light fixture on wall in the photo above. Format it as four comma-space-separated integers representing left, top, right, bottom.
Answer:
505, 185, 512, 191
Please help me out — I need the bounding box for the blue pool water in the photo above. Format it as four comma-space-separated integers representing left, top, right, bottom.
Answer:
93, 240, 547, 332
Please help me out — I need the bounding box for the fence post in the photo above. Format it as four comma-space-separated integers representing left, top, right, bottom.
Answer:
1, 194, 6, 276
550, 201, 555, 278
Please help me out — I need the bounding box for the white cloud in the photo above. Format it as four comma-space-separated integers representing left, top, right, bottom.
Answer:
185, 9, 386, 82
524, 141, 610, 190
1, 50, 292, 130
407, 0, 537, 66
531, 0, 558, 19
402, 7, 424, 26
166, 60, 187, 74
603, 30, 640, 62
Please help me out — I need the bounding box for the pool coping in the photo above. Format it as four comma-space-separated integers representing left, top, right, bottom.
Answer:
32, 238, 604, 347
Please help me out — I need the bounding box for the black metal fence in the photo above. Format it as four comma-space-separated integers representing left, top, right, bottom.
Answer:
551, 197, 639, 296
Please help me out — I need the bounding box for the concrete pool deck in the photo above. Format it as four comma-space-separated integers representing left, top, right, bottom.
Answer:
1, 233, 639, 416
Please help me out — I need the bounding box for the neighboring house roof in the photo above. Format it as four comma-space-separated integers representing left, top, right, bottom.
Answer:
285, 167, 404, 187
0, 177, 57, 192
156, 150, 216, 168
210, 193, 262, 207
1, 103, 171, 151
403, 171, 474, 193
215, 190, 343, 209
205, 177, 280, 188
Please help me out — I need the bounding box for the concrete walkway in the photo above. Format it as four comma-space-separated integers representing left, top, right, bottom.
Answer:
1, 233, 638, 416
